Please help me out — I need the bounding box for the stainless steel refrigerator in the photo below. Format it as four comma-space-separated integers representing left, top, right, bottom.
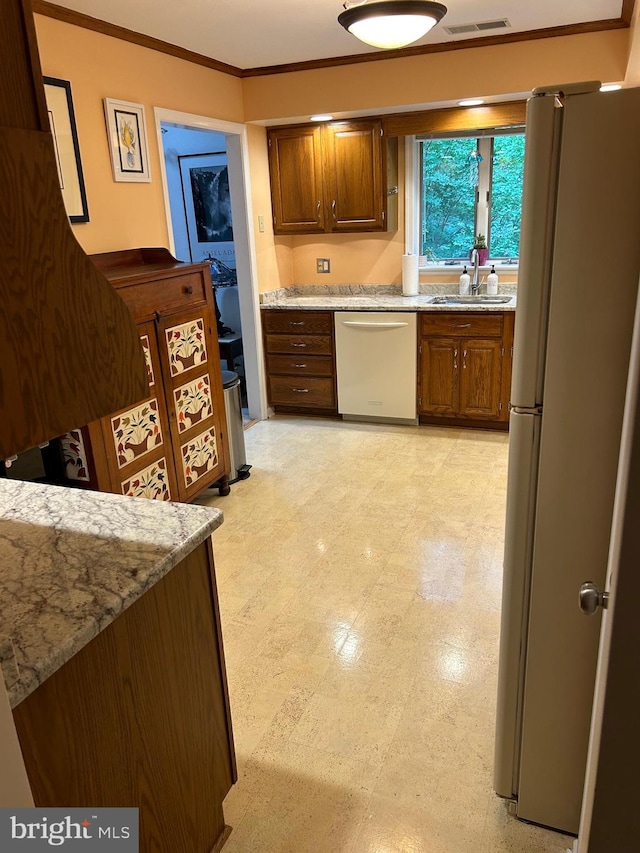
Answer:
494, 82, 640, 835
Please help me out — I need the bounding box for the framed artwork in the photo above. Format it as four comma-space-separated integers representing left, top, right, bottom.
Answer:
179, 152, 236, 267
43, 76, 89, 223
103, 97, 151, 182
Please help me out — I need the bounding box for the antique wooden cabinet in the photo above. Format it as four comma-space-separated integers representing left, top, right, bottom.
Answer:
58, 249, 231, 500
262, 309, 338, 415
418, 311, 515, 430
267, 120, 394, 235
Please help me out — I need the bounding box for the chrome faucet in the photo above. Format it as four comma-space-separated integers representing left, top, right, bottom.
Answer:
471, 249, 481, 294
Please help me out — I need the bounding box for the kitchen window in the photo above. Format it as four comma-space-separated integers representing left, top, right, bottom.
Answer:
405, 130, 525, 267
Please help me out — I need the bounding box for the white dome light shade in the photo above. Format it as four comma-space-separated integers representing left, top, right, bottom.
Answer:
338, 1, 447, 50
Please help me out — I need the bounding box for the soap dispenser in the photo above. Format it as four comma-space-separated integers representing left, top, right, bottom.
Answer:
459, 266, 470, 296
487, 265, 498, 295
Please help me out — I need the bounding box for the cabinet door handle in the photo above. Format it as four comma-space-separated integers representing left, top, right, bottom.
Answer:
292, 363, 307, 368
316, 200, 321, 221
291, 342, 307, 348
463, 349, 467, 357
331, 200, 336, 219
183, 285, 193, 294
454, 323, 471, 328
289, 321, 305, 326
292, 388, 309, 393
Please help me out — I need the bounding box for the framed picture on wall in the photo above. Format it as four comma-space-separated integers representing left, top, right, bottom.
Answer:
43, 76, 90, 222
179, 152, 236, 267
103, 97, 151, 182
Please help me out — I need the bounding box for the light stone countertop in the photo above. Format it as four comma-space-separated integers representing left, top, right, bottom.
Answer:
259, 284, 517, 312
260, 294, 516, 312
0, 480, 223, 708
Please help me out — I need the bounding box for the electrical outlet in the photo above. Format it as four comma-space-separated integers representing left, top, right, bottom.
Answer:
258, 215, 265, 233
317, 258, 331, 274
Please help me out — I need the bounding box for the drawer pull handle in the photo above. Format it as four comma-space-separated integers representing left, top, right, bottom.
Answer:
289, 321, 305, 326
183, 285, 193, 294
453, 323, 472, 328
291, 343, 307, 348
292, 388, 309, 393
293, 363, 307, 368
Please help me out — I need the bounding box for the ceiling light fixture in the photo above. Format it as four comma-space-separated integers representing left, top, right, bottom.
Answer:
600, 83, 622, 92
338, 0, 447, 50
458, 98, 485, 106
310, 114, 334, 121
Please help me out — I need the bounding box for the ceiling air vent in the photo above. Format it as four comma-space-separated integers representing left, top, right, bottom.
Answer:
445, 19, 511, 35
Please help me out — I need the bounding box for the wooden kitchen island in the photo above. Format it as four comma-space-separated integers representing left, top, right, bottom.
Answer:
0, 480, 235, 853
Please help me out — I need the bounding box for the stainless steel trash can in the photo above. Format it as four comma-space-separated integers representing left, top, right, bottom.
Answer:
221, 370, 251, 484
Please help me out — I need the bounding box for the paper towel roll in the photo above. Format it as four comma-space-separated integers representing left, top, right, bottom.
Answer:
402, 254, 419, 296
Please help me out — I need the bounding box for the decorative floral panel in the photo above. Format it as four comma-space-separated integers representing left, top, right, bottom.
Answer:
59, 429, 90, 482
174, 374, 213, 434
140, 334, 155, 387
111, 399, 163, 469
165, 318, 207, 377
181, 427, 218, 488
121, 457, 171, 501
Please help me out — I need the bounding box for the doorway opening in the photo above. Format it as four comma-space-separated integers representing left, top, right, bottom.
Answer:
153, 108, 267, 424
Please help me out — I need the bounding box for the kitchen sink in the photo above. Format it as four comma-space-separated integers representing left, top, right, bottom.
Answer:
430, 295, 513, 305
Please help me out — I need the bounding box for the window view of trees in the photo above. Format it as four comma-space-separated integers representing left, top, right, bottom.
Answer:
420, 133, 525, 262
490, 135, 526, 259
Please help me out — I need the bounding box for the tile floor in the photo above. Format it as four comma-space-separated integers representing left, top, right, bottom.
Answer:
200, 416, 573, 853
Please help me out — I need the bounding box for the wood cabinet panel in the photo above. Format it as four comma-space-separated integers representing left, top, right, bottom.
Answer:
268, 376, 335, 408
420, 312, 504, 338
266, 354, 334, 377
418, 311, 512, 430
57, 251, 231, 500
263, 308, 337, 414
267, 120, 388, 235
118, 271, 207, 320
267, 126, 324, 233
263, 310, 333, 335
265, 333, 333, 356
14, 541, 235, 853
420, 338, 459, 416
459, 339, 502, 419
324, 121, 384, 231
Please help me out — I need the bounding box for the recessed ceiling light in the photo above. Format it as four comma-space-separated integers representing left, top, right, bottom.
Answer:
458, 99, 485, 107
600, 83, 622, 92
310, 114, 334, 121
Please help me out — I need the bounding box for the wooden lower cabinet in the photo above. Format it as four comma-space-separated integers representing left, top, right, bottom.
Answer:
57, 250, 231, 501
14, 539, 236, 853
419, 312, 514, 430
262, 309, 338, 415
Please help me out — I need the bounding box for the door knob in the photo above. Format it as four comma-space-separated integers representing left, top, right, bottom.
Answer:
579, 581, 610, 616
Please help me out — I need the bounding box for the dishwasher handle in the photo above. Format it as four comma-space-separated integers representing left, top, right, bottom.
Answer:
340, 320, 409, 329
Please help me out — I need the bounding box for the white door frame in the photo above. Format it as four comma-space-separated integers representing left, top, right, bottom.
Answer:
153, 107, 267, 421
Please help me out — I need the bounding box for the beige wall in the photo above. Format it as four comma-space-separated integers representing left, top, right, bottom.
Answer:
243, 30, 628, 122
34, 15, 244, 255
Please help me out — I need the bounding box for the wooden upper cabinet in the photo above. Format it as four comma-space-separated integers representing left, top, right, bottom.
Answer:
267, 126, 325, 233
324, 120, 385, 232
267, 120, 388, 235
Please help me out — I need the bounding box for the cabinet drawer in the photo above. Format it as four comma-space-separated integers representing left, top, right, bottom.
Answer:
269, 376, 335, 408
420, 312, 504, 338
263, 311, 332, 335
119, 272, 207, 320
265, 334, 332, 356
266, 354, 334, 377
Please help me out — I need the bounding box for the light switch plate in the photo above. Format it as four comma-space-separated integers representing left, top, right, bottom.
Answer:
317, 258, 331, 273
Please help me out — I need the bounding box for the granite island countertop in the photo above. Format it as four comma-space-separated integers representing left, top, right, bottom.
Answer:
0, 480, 223, 708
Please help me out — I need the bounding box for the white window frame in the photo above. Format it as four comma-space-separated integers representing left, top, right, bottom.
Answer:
405, 133, 522, 272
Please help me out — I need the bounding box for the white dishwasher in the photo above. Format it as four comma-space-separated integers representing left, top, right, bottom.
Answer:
335, 311, 417, 424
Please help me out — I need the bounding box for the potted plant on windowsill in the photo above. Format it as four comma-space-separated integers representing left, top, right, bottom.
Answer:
471, 233, 489, 267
